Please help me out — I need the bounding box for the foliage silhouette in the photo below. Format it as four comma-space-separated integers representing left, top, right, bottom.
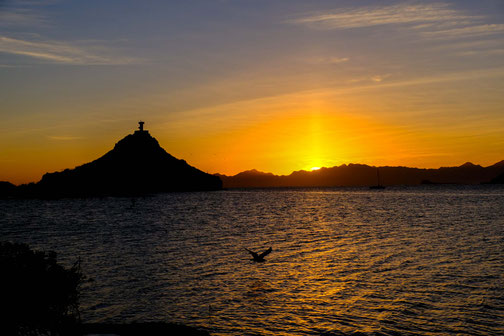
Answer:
0, 241, 83, 335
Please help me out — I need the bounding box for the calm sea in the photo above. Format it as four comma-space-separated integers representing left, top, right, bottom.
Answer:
1, 186, 503, 335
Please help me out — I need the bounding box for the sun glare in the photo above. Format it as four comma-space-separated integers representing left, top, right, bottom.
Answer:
311, 167, 321, 171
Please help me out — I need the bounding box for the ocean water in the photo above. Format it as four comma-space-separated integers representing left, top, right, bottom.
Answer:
1, 186, 503, 335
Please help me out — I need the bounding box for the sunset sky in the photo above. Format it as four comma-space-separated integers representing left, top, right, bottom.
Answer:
1, 0, 504, 184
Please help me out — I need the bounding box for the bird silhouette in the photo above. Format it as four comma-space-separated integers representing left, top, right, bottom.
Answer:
245, 247, 272, 262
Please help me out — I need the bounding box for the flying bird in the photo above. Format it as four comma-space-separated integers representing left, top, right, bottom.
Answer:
245, 247, 272, 262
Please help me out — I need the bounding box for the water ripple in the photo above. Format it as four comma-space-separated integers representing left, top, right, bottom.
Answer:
1, 186, 503, 335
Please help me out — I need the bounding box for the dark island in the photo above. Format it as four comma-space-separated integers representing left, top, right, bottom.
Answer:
2, 122, 222, 198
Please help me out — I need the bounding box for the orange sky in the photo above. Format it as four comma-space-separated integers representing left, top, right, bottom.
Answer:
1, 1, 504, 184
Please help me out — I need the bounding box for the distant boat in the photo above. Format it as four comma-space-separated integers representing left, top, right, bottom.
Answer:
370, 168, 385, 189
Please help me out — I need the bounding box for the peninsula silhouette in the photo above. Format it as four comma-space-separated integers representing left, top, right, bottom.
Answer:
5, 122, 222, 197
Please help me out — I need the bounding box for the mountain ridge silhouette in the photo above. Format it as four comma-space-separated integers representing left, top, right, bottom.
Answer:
1, 127, 504, 196
215, 161, 504, 188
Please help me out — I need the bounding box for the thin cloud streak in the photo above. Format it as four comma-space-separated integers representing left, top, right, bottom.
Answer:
428, 39, 504, 56
0, 8, 48, 27
290, 3, 473, 30
306, 56, 349, 64
289, 2, 504, 42
370, 74, 392, 83
153, 67, 504, 124
0, 36, 140, 65
48, 136, 83, 141
333, 68, 504, 97
458, 49, 504, 56
431, 39, 502, 51
421, 24, 504, 39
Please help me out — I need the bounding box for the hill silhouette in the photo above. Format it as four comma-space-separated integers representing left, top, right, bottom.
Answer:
489, 170, 504, 184
2, 124, 503, 196
216, 161, 504, 188
0, 181, 16, 196
5, 123, 222, 197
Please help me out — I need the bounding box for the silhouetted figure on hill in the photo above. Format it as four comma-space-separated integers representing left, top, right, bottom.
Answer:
135, 121, 147, 134
245, 247, 272, 262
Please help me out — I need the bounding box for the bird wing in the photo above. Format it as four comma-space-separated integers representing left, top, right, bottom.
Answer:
245, 248, 259, 259
259, 247, 272, 259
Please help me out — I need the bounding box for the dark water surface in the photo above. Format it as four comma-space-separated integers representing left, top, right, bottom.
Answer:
1, 186, 503, 335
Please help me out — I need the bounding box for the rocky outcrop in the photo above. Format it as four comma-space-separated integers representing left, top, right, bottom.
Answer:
20, 125, 222, 197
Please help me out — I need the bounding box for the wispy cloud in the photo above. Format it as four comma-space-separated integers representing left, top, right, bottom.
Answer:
457, 48, 504, 57
432, 39, 502, 51
337, 68, 504, 96
0, 36, 140, 65
370, 74, 392, 83
289, 3, 503, 41
306, 56, 349, 64
429, 39, 504, 57
0, 0, 59, 28
290, 3, 473, 30
0, 8, 48, 27
47, 136, 83, 141
152, 67, 504, 125
421, 24, 504, 39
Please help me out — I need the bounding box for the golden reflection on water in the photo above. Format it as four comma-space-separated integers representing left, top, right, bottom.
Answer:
1, 187, 503, 335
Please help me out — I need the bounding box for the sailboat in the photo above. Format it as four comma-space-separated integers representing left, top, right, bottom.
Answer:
370, 167, 385, 189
